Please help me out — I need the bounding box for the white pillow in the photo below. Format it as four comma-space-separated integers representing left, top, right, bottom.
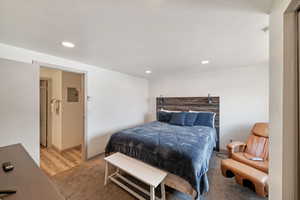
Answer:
189, 110, 213, 113
160, 108, 181, 113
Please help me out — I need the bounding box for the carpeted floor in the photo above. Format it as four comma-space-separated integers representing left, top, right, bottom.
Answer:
51, 153, 268, 200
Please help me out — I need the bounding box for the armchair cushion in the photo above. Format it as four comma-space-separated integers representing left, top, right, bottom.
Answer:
252, 123, 269, 138
245, 135, 269, 159
232, 152, 268, 173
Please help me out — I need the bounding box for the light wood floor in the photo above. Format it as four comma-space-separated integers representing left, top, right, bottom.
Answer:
40, 146, 82, 176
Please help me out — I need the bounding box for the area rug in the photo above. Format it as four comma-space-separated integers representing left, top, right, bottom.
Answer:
51, 153, 267, 200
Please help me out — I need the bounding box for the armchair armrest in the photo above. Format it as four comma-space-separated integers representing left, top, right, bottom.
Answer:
227, 141, 246, 158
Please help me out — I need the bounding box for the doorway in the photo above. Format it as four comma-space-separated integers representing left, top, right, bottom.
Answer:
39, 66, 86, 176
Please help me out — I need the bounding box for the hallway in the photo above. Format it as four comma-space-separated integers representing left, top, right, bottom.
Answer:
40, 146, 82, 176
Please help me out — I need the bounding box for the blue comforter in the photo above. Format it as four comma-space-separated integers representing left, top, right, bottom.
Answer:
105, 121, 216, 198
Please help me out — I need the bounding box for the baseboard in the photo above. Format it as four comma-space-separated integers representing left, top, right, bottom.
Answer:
61, 144, 82, 153
51, 144, 62, 153
87, 152, 105, 160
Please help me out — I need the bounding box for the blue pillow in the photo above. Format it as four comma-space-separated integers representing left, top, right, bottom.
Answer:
184, 112, 198, 126
157, 111, 172, 122
169, 112, 186, 126
194, 112, 216, 128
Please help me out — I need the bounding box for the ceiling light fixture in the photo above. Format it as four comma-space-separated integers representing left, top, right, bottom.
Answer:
201, 60, 210, 65
145, 70, 152, 74
61, 41, 75, 48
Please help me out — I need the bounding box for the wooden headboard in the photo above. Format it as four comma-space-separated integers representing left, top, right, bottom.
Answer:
156, 96, 220, 151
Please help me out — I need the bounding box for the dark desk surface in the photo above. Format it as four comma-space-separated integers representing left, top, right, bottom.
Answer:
0, 144, 64, 200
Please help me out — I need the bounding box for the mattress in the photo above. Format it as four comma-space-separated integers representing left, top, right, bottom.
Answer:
105, 121, 216, 197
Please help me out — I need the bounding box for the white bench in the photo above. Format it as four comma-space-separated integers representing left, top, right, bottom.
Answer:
104, 152, 167, 200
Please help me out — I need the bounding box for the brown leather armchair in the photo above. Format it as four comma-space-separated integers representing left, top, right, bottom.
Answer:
227, 123, 269, 173
221, 123, 269, 197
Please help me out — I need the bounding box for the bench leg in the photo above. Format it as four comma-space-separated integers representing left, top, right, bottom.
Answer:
104, 161, 108, 186
150, 186, 155, 200
161, 181, 166, 200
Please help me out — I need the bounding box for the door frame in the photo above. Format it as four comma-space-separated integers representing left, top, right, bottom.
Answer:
40, 79, 51, 148
35, 61, 88, 161
283, 2, 300, 200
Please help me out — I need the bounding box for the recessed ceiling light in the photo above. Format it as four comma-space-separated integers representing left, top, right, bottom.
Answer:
61, 41, 75, 48
201, 60, 210, 65
145, 70, 152, 74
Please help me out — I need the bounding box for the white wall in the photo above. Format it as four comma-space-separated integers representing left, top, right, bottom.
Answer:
0, 43, 148, 159
61, 71, 84, 150
0, 58, 39, 163
148, 65, 269, 150
269, 0, 294, 200
87, 67, 148, 156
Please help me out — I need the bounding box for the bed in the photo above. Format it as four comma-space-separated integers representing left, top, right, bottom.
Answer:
105, 97, 220, 199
